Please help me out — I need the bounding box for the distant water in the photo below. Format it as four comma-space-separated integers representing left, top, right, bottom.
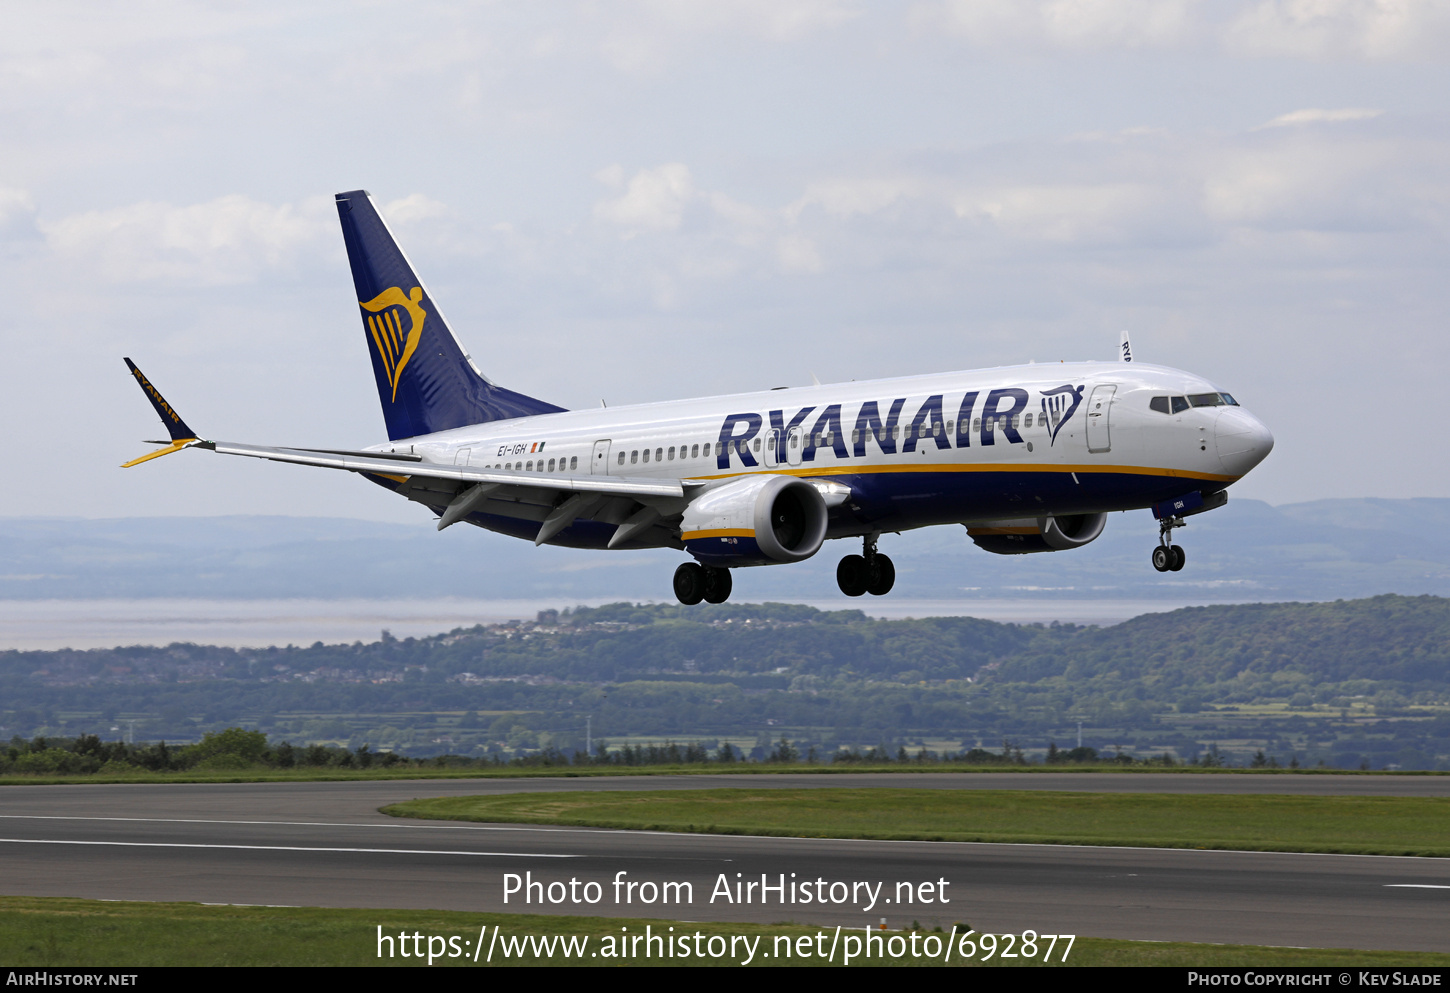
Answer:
0, 596, 1271, 650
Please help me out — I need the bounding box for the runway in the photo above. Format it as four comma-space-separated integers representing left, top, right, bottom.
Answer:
2, 775, 1448, 953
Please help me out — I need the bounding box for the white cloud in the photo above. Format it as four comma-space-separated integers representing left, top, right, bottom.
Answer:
0, 185, 38, 239
918, 0, 1450, 59
776, 233, 824, 273
383, 193, 449, 225
634, 0, 864, 42
920, 0, 1199, 51
42, 194, 332, 285
1200, 137, 1429, 231
789, 177, 918, 220
597, 0, 863, 72
958, 182, 1168, 243
1258, 107, 1385, 128
1225, 0, 1450, 60
593, 163, 695, 234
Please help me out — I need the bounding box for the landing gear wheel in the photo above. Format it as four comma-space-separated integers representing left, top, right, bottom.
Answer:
1152, 546, 1171, 572
702, 566, 733, 604
673, 562, 705, 605
837, 555, 869, 597
867, 554, 895, 596
1169, 544, 1186, 572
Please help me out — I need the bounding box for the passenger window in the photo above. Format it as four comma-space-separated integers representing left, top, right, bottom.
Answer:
643, 449, 650, 463
655, 447, 662, 461
691, 444, 699, 458
752, 439, 760, 452
526, 461, 533, 471
703, 443, 711, 457
1150, 396, 1170, 414
1171, 396, 1189, 414
668, 446, 675, 460
570, 456, 577, 470
617, 452, 625, 465
631, 450, 638, 464
548, 458, 555, 471
1024, 413, 1033, 427
972, 418, 980, 431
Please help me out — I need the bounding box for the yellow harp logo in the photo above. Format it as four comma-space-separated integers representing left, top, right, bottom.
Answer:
360, 286, 426, 402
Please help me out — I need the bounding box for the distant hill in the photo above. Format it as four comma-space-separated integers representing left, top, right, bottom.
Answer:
3, 596, 1448, 769
2, 497, 1448, 601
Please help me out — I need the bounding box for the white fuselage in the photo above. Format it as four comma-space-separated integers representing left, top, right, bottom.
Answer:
365, 359, 1272, 550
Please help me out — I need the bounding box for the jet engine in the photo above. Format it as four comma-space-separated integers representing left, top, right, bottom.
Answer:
967, 513, 1108, 555
681, 475, 829, 567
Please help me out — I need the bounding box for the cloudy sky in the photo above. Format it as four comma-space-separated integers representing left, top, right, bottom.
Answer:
4, 1, 1449, 523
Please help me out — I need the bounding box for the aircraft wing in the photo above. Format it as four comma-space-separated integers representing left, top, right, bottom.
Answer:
122, 358, 701, 547
204, 441, 700, 544
205, 440, 692, 498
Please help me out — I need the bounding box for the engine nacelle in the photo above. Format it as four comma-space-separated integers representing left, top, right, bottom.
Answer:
967, 513, 1108, 555
681, 475, 828, 567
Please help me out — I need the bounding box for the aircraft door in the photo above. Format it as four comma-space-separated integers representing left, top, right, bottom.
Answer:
1087, 385, 1116, 453
591, 440, 611, 475
763, 429, 780, 468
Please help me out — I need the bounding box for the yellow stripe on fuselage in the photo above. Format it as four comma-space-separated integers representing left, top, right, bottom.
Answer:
681, 462, 1239, 484
681, 528, 755, 541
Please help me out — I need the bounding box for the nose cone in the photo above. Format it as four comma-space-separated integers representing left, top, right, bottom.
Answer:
1215, 408, 1274, 477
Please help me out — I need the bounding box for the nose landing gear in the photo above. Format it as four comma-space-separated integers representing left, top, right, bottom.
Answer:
838, 533, 895, 596
1152, 516, 1187, 573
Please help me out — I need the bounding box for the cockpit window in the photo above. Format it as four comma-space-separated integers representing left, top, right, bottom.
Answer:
1188, 393, 1224, 407
1149, 396, 1169, 414
1170, 396, 1189, 414
1220, 393, 1239, 406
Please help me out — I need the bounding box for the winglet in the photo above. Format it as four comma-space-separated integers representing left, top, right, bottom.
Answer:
121, 358, 200, 467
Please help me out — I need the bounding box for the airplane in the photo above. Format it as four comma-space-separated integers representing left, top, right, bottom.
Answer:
122, 189, 1274, 605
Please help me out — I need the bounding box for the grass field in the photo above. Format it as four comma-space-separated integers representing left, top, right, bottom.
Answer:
384, 787, 1450, 856
1, 896, 1446, 967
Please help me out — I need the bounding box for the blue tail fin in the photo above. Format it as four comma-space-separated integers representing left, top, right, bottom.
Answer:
335, 190, 566, 440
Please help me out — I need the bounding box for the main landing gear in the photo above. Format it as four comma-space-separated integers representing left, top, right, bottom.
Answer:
673, 562, 733, 605
1152, 516, 1187, 573
837, 533, 895, 597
